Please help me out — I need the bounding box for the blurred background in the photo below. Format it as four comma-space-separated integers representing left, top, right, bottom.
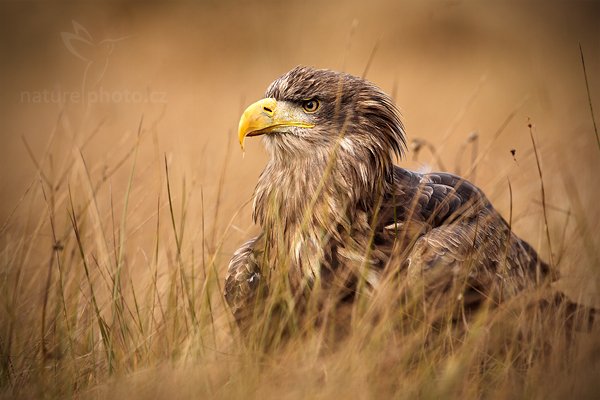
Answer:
0, 0, 599, 302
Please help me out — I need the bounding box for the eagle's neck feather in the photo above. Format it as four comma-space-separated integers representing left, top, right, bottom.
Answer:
253, 143, 392, 284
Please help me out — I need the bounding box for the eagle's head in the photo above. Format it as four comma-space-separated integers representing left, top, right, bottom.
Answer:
238, 66, 406, 169
239, 66, 408, 244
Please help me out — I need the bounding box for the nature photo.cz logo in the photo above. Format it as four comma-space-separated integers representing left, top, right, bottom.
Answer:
20, 20, 166, 105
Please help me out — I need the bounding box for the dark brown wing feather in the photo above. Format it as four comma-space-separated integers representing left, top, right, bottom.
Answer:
378, 167, 551, 306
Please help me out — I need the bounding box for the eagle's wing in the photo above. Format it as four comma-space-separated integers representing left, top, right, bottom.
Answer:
379, 167, 551, 305
224, 236, 263, 326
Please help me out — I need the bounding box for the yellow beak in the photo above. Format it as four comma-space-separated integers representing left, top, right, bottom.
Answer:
237, 98, 315, 150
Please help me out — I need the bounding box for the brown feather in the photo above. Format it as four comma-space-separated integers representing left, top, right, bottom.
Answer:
225, 67, 555, 328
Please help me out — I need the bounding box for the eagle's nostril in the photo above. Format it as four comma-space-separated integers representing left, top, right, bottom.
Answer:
263, 107, 273, 113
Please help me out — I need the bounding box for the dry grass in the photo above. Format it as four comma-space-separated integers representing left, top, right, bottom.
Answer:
1, 100, 599, 399
1, 3, 599, 398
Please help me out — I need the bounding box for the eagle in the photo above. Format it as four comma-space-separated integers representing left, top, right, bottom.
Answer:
224, 66, 553, 329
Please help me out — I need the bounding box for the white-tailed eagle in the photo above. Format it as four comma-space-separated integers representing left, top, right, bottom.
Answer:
224, 66, 554, 328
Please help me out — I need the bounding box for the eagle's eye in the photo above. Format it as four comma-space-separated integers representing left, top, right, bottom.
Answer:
302, 99, 320, 113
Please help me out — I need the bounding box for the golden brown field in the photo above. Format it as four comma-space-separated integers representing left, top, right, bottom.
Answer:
1, 1, 599, 399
